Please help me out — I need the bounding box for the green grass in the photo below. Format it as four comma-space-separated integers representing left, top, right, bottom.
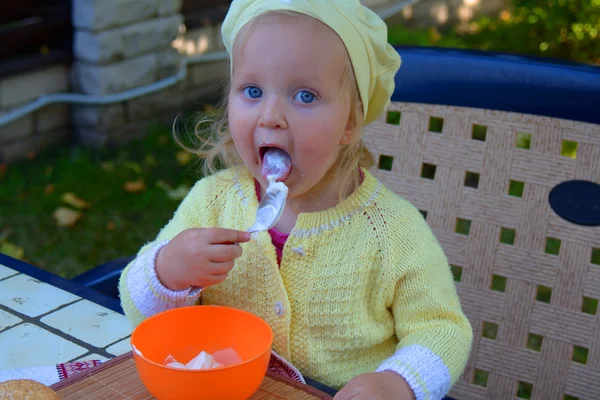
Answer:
387, 24, 468, 50
0, 124, 201, 278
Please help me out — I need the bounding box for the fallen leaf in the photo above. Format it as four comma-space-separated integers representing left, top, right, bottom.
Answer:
26, 151, 36, 160
53, 207, 82, 227
145, 155, 157, 166
125, 161, 142, 174
106, 222, 115, 231
101, 162, 115, 171
156, 180, 171, 191
0, 241, 24, 260
0, 164, 6, 177
176, 151, 192, 166
45, 184, 55, 195
156, 180, 190, 200
61, 192, 91, 209
168, 185, 190, 200
0, 228, 10, 242
124, 179, 145, 192
429, 27, 442, 43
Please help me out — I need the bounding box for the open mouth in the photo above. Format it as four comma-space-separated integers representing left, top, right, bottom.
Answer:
259, 146, 271, 162
260, 146, 292, 182
259, 145, 286, 160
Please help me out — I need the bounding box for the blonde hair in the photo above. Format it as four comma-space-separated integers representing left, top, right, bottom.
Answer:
175, 10, 374, 201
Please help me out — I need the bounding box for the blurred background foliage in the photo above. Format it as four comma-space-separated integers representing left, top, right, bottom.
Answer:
388, 0, 600, 65
1, 0, 598, 278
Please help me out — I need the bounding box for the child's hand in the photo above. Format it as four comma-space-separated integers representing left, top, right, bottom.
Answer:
333, 371, 415, 400
155, 228, 251, 291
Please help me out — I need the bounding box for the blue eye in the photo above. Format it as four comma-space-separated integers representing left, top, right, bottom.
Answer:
294, 90, 316, 104
243, 86, 262, 99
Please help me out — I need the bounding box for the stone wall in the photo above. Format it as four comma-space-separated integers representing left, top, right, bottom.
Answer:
0, 0, 230, 163
70, 0, 231, 148
0, 65, 71, 163
70, 0, 184, 147
70, 57, 228, 149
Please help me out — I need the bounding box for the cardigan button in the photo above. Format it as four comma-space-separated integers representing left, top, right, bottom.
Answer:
274, 301, 285, 317
292, 246, 305, 256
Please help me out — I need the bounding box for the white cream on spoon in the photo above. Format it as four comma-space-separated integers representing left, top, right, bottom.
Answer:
188, 148, 292, 298
247, 148, 292, 234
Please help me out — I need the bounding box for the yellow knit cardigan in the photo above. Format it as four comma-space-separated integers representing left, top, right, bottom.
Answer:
120, 166, 472, 390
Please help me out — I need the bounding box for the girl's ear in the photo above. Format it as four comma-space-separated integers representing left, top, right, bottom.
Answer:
340, 114, 357, 145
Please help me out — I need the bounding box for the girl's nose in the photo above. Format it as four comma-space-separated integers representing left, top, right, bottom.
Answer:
258, 99, 288, 129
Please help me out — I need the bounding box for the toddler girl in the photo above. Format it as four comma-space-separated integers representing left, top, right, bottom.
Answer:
119, 1, 472, 399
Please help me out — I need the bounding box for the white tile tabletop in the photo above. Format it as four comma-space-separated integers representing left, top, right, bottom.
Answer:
106, 338, 133, 357
0, 323, 88, 369
0, 274, 80, 317
0, 266, 133, 373
0, 264, 18, 280
0, 309, 22, 332
41, 299, 132, 348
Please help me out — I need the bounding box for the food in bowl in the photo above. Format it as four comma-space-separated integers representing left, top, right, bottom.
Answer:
164, 348, 242, 370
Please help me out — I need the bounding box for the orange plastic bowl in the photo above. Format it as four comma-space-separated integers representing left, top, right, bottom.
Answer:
130, 305, 273, 400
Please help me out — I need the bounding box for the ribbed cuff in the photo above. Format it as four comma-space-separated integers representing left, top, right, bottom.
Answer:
126, 240, 197, 318
376, 345, 452, 400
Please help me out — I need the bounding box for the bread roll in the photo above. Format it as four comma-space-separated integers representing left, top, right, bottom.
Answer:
0, 379, 60, 400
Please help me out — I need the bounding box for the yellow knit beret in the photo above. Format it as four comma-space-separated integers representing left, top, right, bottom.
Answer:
221, 0, 402, 125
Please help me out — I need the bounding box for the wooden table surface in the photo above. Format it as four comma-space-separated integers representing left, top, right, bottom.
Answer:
51, 352, 333, 399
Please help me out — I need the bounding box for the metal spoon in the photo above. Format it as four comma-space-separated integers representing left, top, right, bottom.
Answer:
187, 179, 288, 298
